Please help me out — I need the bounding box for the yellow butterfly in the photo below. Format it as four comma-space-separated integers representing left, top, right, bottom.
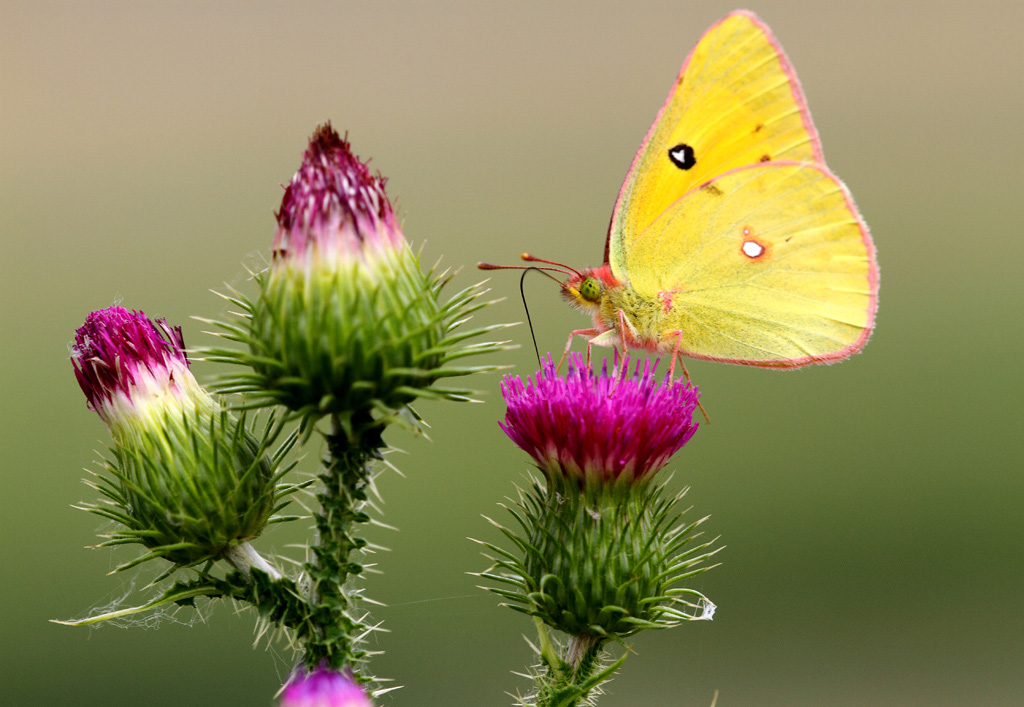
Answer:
484, 10, 878, 371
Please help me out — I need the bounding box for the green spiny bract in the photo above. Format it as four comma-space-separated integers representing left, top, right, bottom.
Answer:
206, 252, 504, 435
82, 405, 296, 571
481, 477, 719, 639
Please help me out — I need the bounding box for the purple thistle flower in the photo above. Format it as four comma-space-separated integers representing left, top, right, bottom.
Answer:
281, 666, 373, 707
273, 123, 405, 268
71, 306, 207, 429
500, 353, 700, 483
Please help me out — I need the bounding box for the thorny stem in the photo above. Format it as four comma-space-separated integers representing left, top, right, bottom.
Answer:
556, 636, 606, 707
565, 634, 602, 671
299, 410, 383, 675
534, 626, 612, 707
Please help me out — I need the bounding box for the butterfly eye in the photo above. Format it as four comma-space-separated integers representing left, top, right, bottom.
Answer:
578, 277, 602, 303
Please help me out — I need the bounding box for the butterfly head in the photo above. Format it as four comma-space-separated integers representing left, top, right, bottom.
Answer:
477, 254, 622, 321
561, 264, 619, 313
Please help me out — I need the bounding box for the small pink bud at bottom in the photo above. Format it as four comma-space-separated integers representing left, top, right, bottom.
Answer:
281, 666, 372, 707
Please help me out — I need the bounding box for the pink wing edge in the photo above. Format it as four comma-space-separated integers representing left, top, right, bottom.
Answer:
604, 9, 826, 263
670, 160, 879, 369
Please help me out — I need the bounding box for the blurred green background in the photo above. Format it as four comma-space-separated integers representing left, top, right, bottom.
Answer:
2, 2, 1021, 705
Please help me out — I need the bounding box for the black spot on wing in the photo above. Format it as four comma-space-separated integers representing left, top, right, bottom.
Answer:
759, 154, 772, 162
668, 143, 696, 170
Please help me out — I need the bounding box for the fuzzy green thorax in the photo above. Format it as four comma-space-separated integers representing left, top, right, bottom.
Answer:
562, 265, 674, 353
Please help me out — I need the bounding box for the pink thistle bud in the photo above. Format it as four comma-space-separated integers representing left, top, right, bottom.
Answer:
71, 306, 209, 431
281, 666, 373, 707
70, 307, 279, 568
213, 123, 507, 428
500, 353, 700, 484
273, 123, 405, 268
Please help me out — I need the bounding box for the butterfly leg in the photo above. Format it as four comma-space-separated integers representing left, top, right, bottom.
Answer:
583, 329, 620, 369
616, 308, 632, 378
676, 355, 711, 424
668, 330, 710, 424
558, 328, 599, 371
667, 330, 685, 379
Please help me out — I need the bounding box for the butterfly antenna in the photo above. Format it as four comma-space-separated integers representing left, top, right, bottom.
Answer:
519, 269, 543, 367
478, 261, 576, 280
477, 256, 576, 368
519, 253, 583, 278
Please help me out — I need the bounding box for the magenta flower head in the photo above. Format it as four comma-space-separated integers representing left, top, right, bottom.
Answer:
71, 307, 281, 569
272, 125, 405, 269
209, 124, 505, 432
500, 353, 700, 485
480, 353, 717, 640
72, 306, 207, 432
281, 665, 372, 707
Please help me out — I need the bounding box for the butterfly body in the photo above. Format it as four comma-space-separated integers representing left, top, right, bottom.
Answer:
563, 265, 671, 353
555, 10, 878, 369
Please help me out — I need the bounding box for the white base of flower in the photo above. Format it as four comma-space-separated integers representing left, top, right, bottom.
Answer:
223, 541, 282, 581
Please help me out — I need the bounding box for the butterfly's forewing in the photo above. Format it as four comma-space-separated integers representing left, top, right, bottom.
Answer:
624, 162, 877, 366
607, 11, 822, 275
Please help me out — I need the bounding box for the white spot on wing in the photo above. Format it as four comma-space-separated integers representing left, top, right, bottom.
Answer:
742, 241, 764, 258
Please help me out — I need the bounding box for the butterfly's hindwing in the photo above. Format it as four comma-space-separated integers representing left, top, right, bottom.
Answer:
622, 162, 876, 366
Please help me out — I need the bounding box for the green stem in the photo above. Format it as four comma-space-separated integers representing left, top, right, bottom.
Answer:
534, 628, 621, 707
565, 634, 601, 672
300, 409, 382, 674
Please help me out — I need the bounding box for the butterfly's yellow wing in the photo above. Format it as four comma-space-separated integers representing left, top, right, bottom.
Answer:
599, 10, 877, 367
622, 162, 876, 366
